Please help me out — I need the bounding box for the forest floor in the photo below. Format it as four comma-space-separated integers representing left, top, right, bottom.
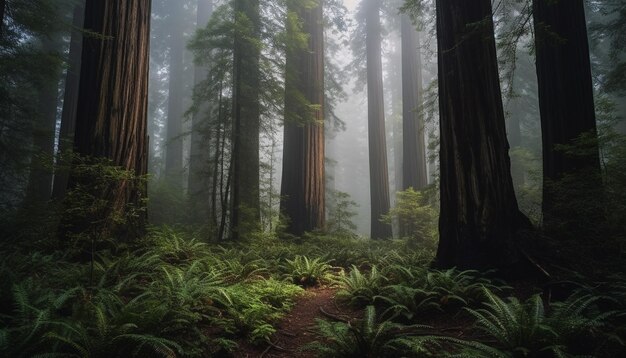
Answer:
235, 287, 362, 358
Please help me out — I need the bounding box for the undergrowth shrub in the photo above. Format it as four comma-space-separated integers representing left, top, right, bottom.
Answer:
305, 305, 436, 357
338, 265, 388, 306
225, 278, 303, 344
282, 255, 333, 287
375, 284, 441, 321
446, 288, 618, 357
326, 189, 360, 238
424, 269, 507, 310
384, 187, 438, 249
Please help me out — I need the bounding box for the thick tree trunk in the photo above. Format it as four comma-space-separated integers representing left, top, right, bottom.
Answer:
188, 0, 213, 223
53, 3, 85, 200
164, 1, 185, 188
24, 35, 63, 205
365, 0, 392, 239
533, 0, 602, 235
387, 36, 402, 237
70, 0, 151, 237
281, 0, 325, 236
401, 14, 428, 191
434, 0, 529, 269
230, 0, 261, 240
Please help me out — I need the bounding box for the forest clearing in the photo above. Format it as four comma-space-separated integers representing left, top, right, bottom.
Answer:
1, 0, 626, 357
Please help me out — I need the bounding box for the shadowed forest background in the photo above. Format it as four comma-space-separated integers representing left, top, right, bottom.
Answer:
1, 0, 626, 357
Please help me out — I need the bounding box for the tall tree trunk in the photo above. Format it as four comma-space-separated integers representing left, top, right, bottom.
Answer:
533, 0, 602, 236
69, 0, 151, 237
388, 37, 402, 237
365, 0, 392, 239
24, 35, 63, 205
434, 0, 530, 269
401, 14, 428, 192
211, 79, 226, 233
281, 0, 325, 236
230, 0, 261, 240
188, 0, 213, 223
164, 1, 185, 189
53, 3, 85, 200
325, 132, 336, 193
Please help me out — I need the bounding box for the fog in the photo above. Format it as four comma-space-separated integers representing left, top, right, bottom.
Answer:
146, 0, 444, 236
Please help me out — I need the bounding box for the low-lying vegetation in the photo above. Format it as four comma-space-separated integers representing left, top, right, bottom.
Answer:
1, 227, 624, 357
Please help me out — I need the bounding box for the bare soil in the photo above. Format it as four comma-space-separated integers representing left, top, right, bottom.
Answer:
234, 286, 361, 358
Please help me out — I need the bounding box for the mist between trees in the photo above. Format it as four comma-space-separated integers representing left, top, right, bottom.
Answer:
2, 0, 626, 357
0, 0, 625, 264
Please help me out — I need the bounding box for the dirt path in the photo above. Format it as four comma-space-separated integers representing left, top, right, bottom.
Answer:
235, 287, 360, 358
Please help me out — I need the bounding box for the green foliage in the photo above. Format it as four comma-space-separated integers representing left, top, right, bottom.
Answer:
60, 155, 148, 251
375, 284, 440, 321
424, 269, 506, 310
326, 190, 359, 238
0, 227, 308, 356
384, 187, 438, 246
305, 305, 435, 357
149, 226, 212, 263
368, 264, 508, 322
226, 278, 303, 344
2, 225, 623, 357
282, 255, 333, 287
338, 266, 387, 306
448, 288, 617, 357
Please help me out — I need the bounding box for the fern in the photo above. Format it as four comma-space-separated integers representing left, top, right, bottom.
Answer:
338, 265, 388, 306
282, 255, 333, 287
425, 269, 507, 310
305, 305, 432, 357
454, 288, 616, 357
374, 285, 441, 321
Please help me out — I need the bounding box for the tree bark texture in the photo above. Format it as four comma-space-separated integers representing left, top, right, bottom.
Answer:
401, 14, 428, 191
164, 0, 185, 188
71, 0, 151, 235
365, 0, 392, 239
533, 0, 602, 235
53, 3, 85, 200
188, 0, 213, 223
230, 0, 261, 240
434, 0, 529, 268
24, 34, 63, 205
281, 0, 325, 236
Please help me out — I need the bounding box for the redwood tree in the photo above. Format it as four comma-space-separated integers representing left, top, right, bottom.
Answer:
365, 0, 392, 239
231, 0, 261, 240
53, 3, 85, 199
164, 0, 185, 188
281, 0, 325, 236
533, 0, 602, 235
69, 0, 151, 235
400, 13, 427, 191
24, 34, 62, 205
435, 0, 529, 268
188, 0, 214, 222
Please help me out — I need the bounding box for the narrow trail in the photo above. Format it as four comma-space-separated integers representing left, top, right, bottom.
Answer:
235, 287, 360, 358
